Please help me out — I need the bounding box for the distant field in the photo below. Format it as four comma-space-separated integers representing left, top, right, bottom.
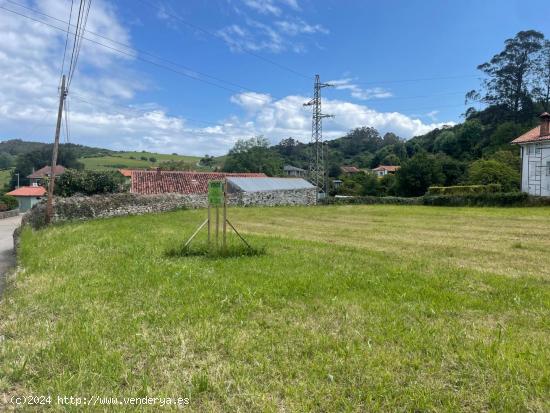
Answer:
80, 151, 203, 171
1, 206, 549, 411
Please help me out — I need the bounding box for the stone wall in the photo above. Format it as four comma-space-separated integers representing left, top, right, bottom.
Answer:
23, 193, 208, 229
0, 209, 19, 219
234, 188, 317, 207
22, 189, 317, 230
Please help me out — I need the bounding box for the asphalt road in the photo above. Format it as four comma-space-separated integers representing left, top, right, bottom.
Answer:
0, 214, 22, 297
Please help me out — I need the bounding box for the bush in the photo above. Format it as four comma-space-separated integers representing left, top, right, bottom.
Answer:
325, 196, 421, 205
53, 169, 128, 197
0, 194, 18, 210
422, 192, 529, 207
149, 157, 157, 163
427, 184, 502, 196
467, 159, 520, 192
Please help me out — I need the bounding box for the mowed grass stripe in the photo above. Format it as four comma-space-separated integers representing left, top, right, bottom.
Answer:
0, 205, 548, 412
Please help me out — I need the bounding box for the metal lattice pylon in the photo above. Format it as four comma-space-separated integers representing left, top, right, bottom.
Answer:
304, 74, 333, 199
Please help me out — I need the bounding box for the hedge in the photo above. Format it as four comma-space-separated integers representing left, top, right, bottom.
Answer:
325, 192, 550, 207
426, 184, 502, 196
323, 196, 422, 205
422, 192, 529, 207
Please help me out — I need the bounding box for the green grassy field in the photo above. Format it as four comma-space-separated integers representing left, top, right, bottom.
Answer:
79, 151, 203, 171
1, 205, 549, 411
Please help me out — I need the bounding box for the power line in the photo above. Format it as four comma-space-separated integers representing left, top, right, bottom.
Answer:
354, 74, 480, 86
58, 0, 74, 86
66, 0, 84, 87
68, 0, 92, 88
0, 4, 277, 104
69, 93, 224, 128
3, 0, 277, 101
134, 0, 311, 80
1, 3, 474, 109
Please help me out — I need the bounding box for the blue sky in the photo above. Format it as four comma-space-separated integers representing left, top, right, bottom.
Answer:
0, 0, 549, 155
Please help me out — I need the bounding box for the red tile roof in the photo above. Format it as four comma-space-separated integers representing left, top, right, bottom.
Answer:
340, 166, 361, 173
6, 186, 47, 197
131, 171, 267, 195
27, 165, 66, 179
511, 126, 550, 144
118, 169, 133, 177
373, 165, 400, 172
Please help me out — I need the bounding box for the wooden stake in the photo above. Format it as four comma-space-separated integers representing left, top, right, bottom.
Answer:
207, 204, 211, 245
215, 205, 219, 247
223, 181, 227, 250
226, 219, 251, 249
184, 219, 208, 248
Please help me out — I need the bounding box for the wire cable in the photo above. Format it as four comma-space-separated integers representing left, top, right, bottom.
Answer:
134, 0, 311, 80
58, 0, 74, 86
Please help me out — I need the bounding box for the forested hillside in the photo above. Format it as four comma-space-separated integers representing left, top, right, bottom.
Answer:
224, 30, 549, 197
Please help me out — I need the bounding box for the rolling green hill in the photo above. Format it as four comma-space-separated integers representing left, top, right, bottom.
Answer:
79, 151, 203, 171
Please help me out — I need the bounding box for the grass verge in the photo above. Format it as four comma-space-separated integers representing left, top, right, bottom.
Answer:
0, 205, 549, 411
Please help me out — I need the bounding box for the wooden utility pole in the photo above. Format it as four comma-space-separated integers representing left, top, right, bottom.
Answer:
46, 75, 67, 224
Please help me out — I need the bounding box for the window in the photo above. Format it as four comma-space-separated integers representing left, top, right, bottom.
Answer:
528, 145, 534, 155
536, 146, 542, 154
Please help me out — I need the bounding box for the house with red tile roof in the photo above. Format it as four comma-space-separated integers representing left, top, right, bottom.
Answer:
6, 185, 46, 212
372, 165, 400, 177
27, 165, 66, 185
340, 166, 362, 174
130, 171, 267, 195
511, 112, 550, 196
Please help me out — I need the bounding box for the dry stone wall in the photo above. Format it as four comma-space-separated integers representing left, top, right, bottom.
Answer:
22, 189, 316, 229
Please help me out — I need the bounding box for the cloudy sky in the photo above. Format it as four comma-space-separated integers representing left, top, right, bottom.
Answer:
0, 0, 548, 155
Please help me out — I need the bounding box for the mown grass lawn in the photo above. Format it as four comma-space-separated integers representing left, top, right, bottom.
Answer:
1, 205, 549, 411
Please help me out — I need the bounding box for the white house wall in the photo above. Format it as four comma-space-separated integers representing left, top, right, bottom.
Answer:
521, 142, 550, 196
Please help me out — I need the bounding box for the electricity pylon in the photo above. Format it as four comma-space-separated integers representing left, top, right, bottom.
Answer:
303, 74, 333, 200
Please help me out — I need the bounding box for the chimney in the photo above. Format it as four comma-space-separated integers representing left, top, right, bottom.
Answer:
540, 112, 550, 137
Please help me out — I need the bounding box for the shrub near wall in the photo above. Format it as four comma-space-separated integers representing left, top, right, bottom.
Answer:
422, 192, 530, 207
426, 184, 502, 196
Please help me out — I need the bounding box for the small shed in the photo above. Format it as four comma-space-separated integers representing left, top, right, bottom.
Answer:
226, 177, 316, 206
6, 185, 46, 212
283, 165, 307, 177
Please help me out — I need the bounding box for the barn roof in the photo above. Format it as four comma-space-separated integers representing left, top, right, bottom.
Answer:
6, 186, 47, 197
283, 165, 306, 172
227, 177, 314, 192
372, 165, 400, 172
131, 171, 266, 195
27, 165, 65, 179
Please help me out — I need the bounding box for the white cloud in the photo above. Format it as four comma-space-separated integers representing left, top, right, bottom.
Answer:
218, 1, 327, 54
274, 19, 329, 36
329, 78, 393, 100
0, 0, 454, 157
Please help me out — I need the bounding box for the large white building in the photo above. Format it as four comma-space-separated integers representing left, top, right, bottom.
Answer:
512, 112, 550, 196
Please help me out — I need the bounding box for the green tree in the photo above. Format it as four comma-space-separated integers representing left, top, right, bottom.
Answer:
467, 159, 520, 192
395, 153, 444, 196
533, 40, 550, 110
337, 173, 380, 196
0, 152, 14, 169
223, 136, 283, 176
8, 146, 83, 189
53, 169, 127, 197
467, 30, 544, 118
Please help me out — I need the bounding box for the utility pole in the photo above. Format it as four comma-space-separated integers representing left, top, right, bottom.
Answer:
46, 75, 67, 223
304, 74, 333, 201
